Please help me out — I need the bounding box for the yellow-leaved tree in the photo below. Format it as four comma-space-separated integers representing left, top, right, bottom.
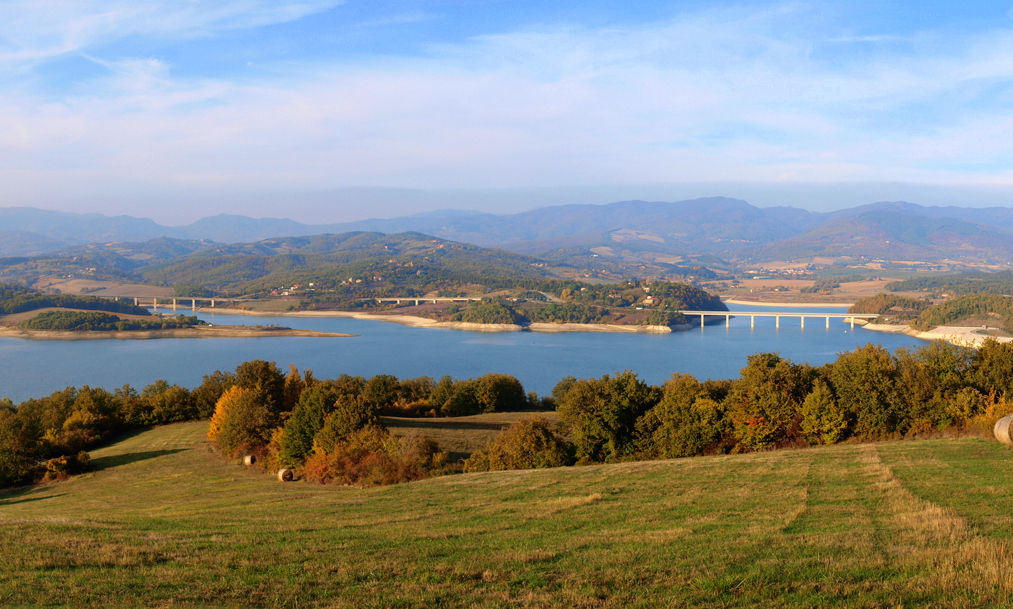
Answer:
207, 386, 252, 444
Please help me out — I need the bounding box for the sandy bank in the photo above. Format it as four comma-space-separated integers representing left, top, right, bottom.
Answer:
201, 308, 696, 334
0, 326, 354, 340
857, 320, 1012, 347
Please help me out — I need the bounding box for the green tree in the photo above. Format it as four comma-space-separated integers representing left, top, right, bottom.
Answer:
234, 360, 286, 412
214, 390, 278, 457
557, 371, 662, 462
726, 353, 815, 451
191, 371, 236, 419
464, 416, 571, 472
312, 395, 382, 455
643, 373, 728, 458
829, 344, 899, 439
800, 380, 848, 445
277, 384, 345, 467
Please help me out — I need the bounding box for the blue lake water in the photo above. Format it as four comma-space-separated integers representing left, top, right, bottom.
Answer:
0, 304, 930, 402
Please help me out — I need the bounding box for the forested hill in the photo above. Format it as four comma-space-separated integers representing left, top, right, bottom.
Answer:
0, 285, 150, 316
886, 271, 1013, 296
0, 232, 561, 296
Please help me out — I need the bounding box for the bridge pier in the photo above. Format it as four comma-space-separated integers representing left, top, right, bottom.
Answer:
172, 298, 177, 312
700, 314, 705, 328
775, 315, 780, 329
826, 316, 830, 329
750, 315, 755, 329
850, 316, 855, 329
801, 315, 805, 330
725, 314, 730, 328
134, 297, 138, 306
192, 299, 196, 312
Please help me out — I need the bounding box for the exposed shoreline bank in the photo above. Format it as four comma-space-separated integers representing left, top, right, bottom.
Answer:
197, 307, 706, 334
855, 320, 1012, 347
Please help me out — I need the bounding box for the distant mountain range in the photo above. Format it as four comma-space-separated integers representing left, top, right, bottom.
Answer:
4, 198, 1013, 264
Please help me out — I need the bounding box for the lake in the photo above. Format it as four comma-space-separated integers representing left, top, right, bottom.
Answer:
0, 304, 930, 402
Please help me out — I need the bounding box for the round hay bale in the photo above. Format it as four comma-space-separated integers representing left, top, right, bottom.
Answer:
243, 455, 257, 466
278, 468, 294, 482
994, 414, 1013, 447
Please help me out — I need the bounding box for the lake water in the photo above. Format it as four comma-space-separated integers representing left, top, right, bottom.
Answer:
0, 304, 930, 402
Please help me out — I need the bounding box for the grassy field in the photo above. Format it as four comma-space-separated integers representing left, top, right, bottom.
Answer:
383, 412, 560, 465
3, 421, 1013, 607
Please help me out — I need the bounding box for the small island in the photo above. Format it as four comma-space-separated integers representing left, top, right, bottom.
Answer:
0, 307, 353, 340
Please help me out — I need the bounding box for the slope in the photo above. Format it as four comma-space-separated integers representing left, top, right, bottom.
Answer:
2, 422, 1012, 607
747, 210, 1013, 262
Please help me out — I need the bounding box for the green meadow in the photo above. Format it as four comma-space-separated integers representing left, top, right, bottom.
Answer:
2, 420, 1013, 608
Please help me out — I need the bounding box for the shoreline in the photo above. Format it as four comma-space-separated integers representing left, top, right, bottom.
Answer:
856, 320, 1012, 347
197, 307, 703, 334
0, 325, 355, 340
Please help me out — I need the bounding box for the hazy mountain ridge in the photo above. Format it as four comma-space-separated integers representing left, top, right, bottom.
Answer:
4, 198, 1013, 263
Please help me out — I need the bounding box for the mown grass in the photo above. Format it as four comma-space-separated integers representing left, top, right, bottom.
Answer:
383, 412, 560, 465
2, 422, 1013, 607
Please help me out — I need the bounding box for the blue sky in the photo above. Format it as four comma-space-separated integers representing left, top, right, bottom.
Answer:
4, 1, 1013, 223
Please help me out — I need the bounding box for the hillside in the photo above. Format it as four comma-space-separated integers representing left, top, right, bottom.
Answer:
0, 232, 560, 296
747, 210, 1013, 262
2, 422, 1012, 606
8, 200, 1013, 269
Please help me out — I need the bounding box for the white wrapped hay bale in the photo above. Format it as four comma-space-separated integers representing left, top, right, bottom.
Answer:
243, 455, 256, 466
278, 468, 294, 482
994, 414, 1013, 447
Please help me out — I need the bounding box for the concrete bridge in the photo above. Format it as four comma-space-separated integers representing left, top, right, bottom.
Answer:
373, 297, 484, 306
679, 310, 881, 329
129, 297, 230, 313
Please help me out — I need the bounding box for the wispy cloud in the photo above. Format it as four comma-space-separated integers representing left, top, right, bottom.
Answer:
0, 0, 343, 68
2, 1, 1013, 215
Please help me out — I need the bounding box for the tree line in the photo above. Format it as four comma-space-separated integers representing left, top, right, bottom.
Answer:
0, 285, 149, 316
20, 311, 203, 332
4, 338, 1012, 489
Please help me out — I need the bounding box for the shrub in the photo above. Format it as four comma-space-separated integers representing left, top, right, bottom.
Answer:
303, 426, 447, 487
192, 371, 237, 419
464, 417, 571, 472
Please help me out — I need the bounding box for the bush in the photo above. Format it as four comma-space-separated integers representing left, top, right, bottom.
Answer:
464, 417, 571, 472
303, 426, 447, 487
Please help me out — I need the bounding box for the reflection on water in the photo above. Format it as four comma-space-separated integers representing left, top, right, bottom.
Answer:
0, 305, 929, 402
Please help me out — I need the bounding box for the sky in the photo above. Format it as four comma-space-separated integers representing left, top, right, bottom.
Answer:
4, 0, 1013, 224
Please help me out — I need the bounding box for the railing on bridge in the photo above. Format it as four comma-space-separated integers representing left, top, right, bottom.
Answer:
125, 297, 227, 313
372, 297, 484, 306
678, 310, 880, 329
